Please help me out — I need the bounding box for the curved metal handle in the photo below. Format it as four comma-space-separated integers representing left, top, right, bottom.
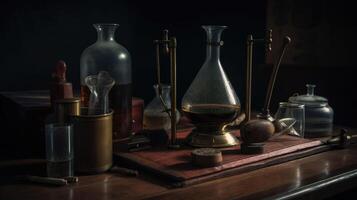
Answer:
262, 36, 291, 115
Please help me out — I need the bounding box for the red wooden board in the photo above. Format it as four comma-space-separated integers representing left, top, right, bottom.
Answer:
114, 129, 324, 186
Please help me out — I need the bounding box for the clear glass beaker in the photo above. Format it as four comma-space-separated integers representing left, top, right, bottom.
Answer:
143, 84, 180, 131
275, 102, 305, 137
45, 123, 74, 178
181, 25, 241, 147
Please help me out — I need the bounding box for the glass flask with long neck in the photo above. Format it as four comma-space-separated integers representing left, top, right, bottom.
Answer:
182, 25, 241, 147
80, 23, 132, 140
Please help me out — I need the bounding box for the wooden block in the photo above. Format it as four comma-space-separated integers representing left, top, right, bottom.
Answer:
191, 148, 223, 167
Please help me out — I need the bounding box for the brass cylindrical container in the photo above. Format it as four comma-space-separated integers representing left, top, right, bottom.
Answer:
54, 98, 80, 123
71, 108, 113, 174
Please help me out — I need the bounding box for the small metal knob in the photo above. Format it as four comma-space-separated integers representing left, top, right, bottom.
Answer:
265, 29, 272, 52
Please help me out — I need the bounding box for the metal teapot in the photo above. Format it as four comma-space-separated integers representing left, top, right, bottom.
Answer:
288, 84, 334, 137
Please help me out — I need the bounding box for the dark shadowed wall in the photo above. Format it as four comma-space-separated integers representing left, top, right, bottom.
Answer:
0, 0, 266, 105
0, 0, 356, 128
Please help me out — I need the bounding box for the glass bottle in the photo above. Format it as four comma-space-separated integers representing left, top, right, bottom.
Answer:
181, 25, 241, 147
143, 84, 180, 131
80, 23, 132, 140
288, 84, 334, 137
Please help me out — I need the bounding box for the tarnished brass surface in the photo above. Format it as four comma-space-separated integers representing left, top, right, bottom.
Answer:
186, 130, 239, 148
54, 98, 80, 123
71, 108, 113, 173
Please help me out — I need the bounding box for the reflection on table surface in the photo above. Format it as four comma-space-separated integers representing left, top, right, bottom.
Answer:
1, 145, 357, 200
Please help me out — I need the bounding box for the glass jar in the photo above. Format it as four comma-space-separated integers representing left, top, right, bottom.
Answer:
80, 23, 132, 140
288, 84, 334, 137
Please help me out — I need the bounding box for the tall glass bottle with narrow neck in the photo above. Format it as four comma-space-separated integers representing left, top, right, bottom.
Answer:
182, 25, 241, 147
80, 23, 132, 140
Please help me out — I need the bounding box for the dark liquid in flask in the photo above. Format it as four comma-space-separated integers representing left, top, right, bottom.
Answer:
80, 83, 132, 140
182, 104, 240, 125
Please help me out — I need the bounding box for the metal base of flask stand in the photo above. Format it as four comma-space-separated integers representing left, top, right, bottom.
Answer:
186, 130, 239, 148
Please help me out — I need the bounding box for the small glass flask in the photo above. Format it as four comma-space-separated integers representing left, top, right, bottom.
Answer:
143, 84, 180, 131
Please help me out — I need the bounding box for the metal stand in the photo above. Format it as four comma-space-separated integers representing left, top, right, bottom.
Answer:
245, 30, 272, 122
154, 30, 179, 149
241, 32, 292, 154
259, 36, 291, 120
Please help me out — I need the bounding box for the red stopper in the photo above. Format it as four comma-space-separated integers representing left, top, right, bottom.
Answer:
50, 60, 73, 107
52, 60, 67, 82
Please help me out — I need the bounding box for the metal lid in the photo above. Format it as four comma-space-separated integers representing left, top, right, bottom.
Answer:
278, 102, 305, 109
288, 84, 328, 107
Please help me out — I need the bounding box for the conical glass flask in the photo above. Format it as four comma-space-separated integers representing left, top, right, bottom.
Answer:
182, 25, 241, 147
143, 84, 180, 131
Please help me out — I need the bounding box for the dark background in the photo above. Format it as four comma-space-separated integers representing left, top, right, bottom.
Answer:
0, 0, 265, 107
1, 1, 357, 198
0, 0, 356, 126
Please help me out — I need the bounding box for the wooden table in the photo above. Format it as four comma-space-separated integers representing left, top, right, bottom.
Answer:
1, 91, 357, 199
1, 144, 357, 200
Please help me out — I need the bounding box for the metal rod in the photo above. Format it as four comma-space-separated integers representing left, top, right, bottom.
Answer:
163, 30, 169, 55
154, 31, 179, 148
265, 29, 273, 52
262, 36, 291, 115
245, 35, 253, 121
169, 37, 177, 146
245, 30, 271, 121
155, 41, 162, 95
154, 35, 171, 118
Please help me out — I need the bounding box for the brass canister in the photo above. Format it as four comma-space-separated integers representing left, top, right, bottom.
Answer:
54, 98, 80, 123
71, 108, 113, 173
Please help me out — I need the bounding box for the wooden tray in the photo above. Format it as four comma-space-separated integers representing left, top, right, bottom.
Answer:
114, 129, 329, 187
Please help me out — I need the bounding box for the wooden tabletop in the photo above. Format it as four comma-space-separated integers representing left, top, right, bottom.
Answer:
1, 144, 357, 200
